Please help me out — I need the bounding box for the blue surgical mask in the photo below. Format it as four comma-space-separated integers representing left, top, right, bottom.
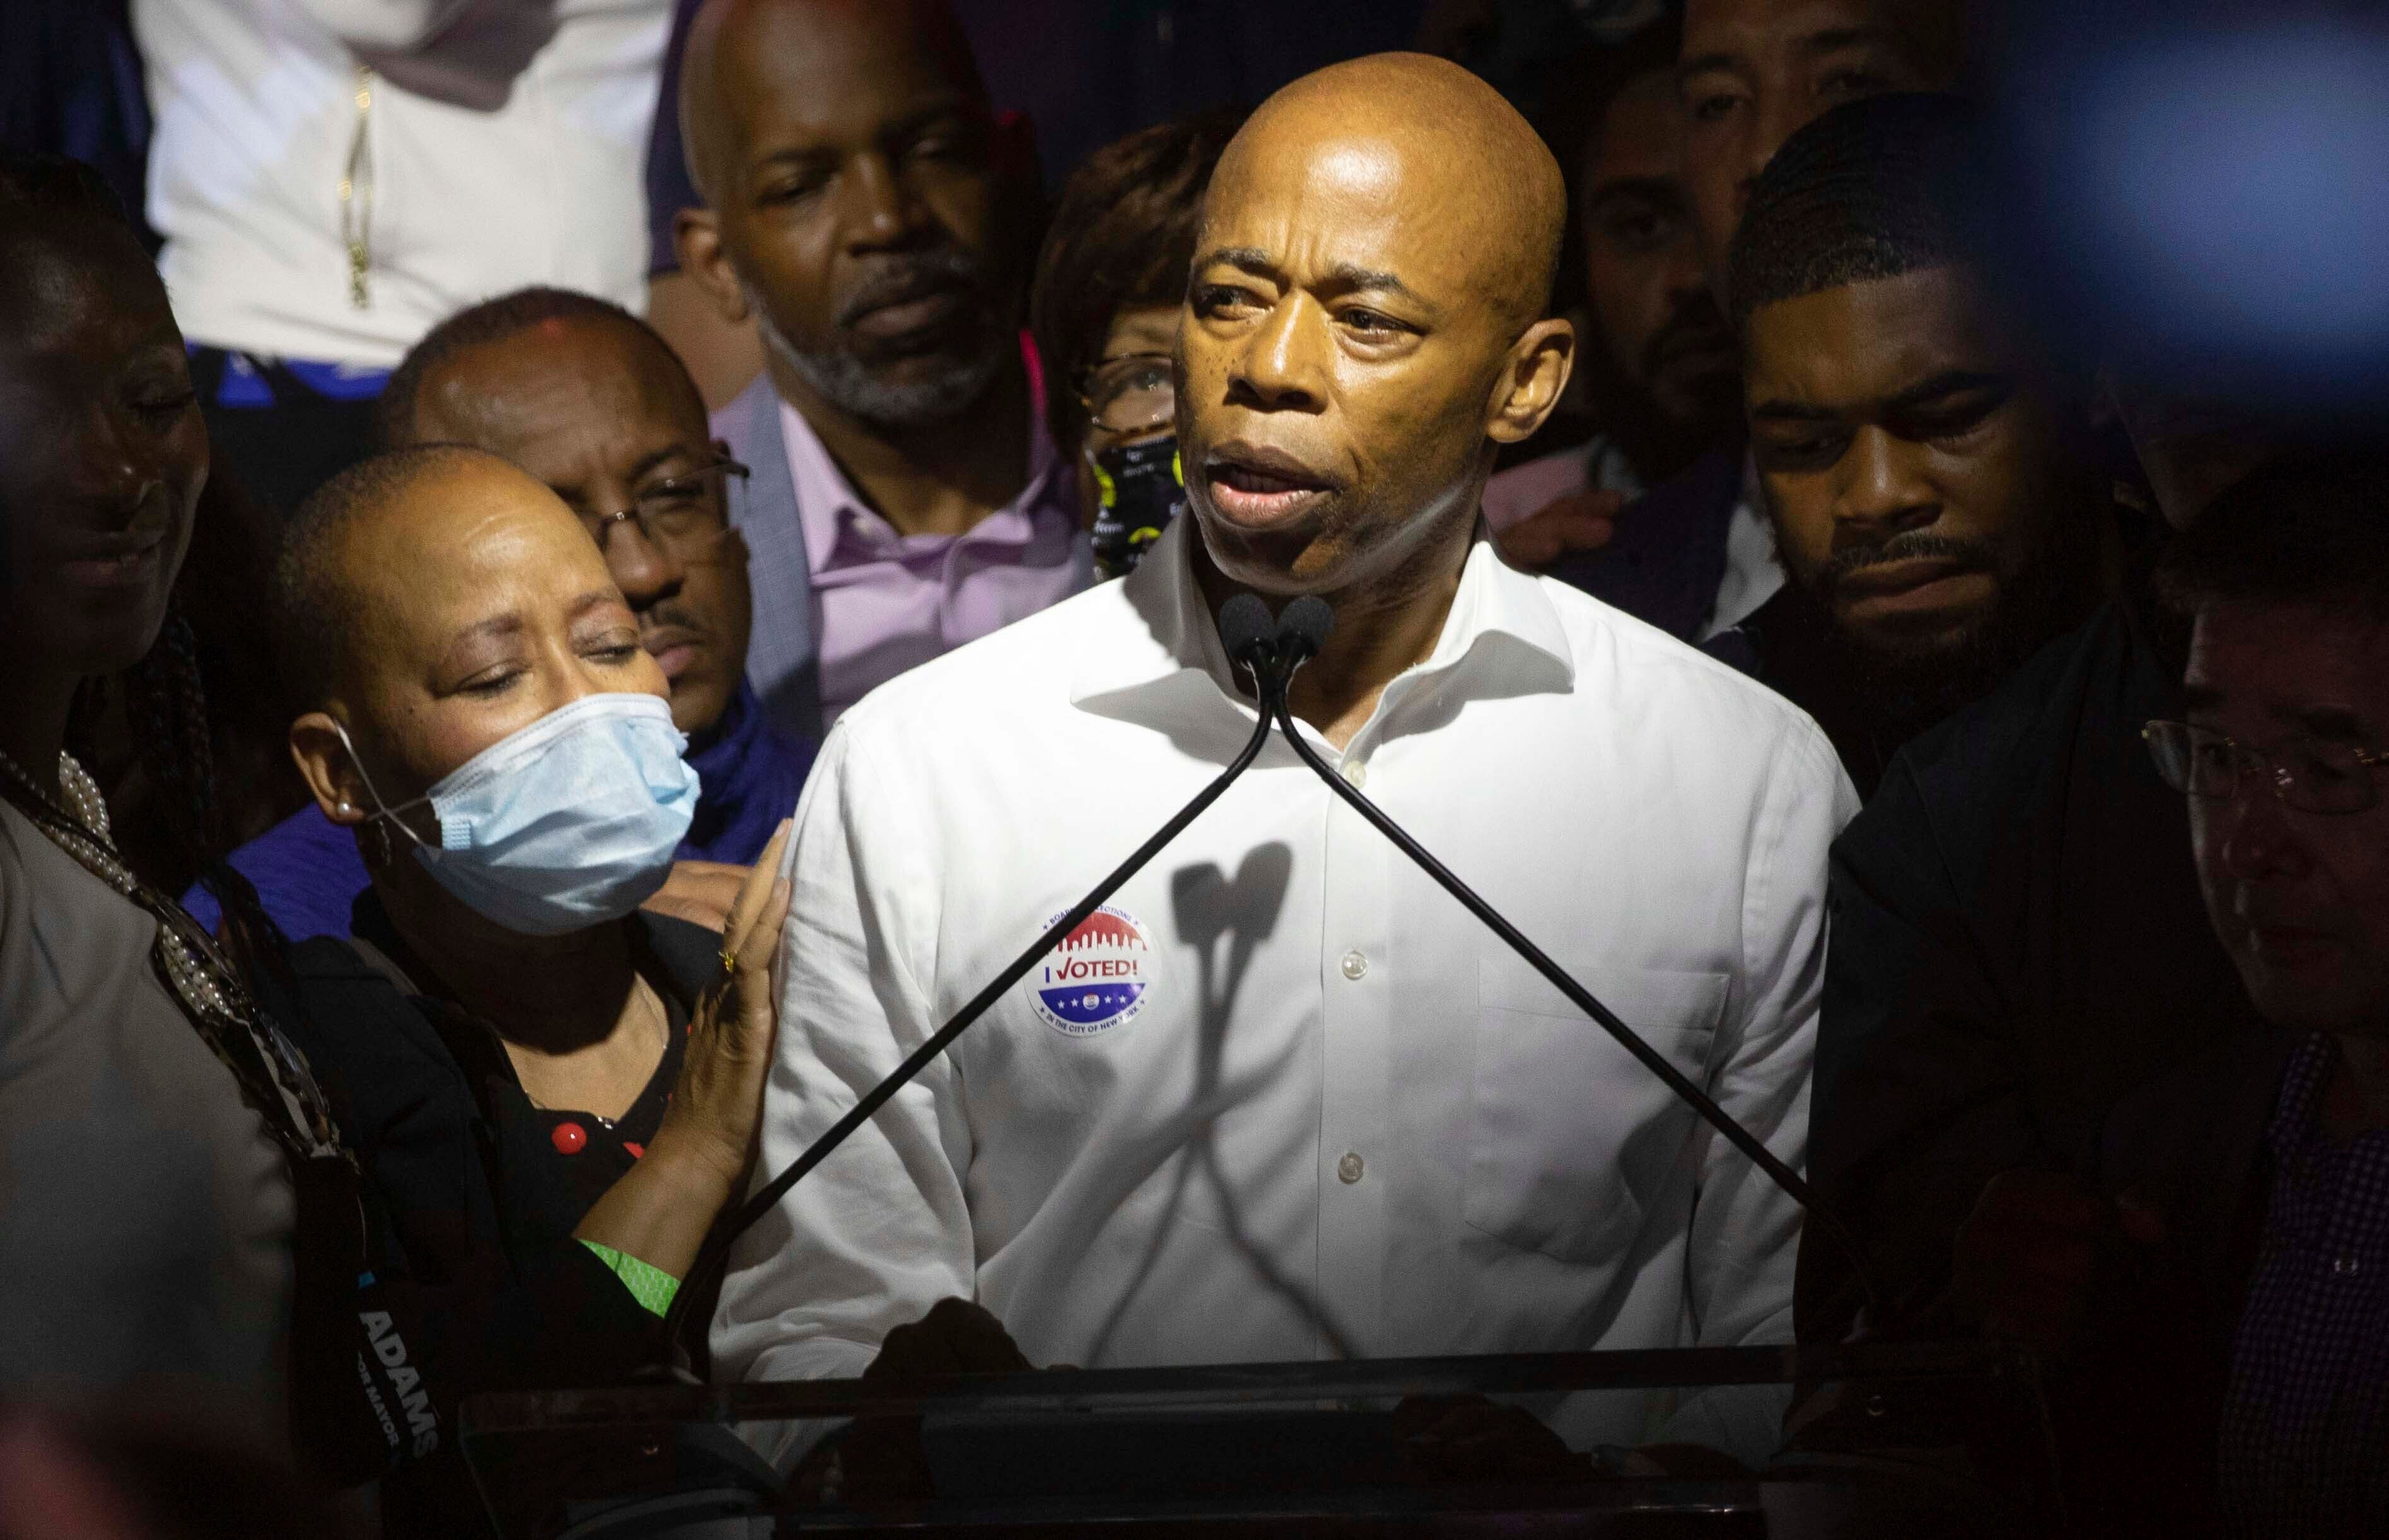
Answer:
337, 693, 700, 937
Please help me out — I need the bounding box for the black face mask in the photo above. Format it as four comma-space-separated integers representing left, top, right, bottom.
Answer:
1088, 432, 1184, 579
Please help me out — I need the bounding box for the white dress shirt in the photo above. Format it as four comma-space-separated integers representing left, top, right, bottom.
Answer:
136, 0, 668, 366
718, 518, 1854, 1461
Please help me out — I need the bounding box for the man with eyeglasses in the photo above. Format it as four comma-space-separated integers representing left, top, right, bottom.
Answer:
184, 287, 815, 941
1921, 454, 2389, 1536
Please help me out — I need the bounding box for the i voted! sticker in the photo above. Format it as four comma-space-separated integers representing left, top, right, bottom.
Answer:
1027, 905, 1153, 1037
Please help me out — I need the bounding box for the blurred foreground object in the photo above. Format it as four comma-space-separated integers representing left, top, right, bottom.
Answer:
1991, 0, 2389, 418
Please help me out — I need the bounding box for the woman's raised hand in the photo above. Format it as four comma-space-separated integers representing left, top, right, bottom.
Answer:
660, 819, 794, 1188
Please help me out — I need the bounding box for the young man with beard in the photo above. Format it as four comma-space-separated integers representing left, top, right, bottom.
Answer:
1482, 23, 1741, 565
1544, 0, 1968, 644
1793, 294, 2325, 1365
674, 0, 1090, 735
1725, 94, 2114, 796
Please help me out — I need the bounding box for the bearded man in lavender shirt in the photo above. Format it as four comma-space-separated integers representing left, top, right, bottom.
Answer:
673, 0, 1091, 735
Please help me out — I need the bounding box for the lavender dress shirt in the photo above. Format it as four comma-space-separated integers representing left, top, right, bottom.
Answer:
712, 354, 1091, 738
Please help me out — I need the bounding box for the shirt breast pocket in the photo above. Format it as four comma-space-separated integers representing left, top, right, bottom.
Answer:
1463, 954, 1730, 1266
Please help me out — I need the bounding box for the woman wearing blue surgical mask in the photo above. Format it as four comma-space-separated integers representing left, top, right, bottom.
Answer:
268, 444, 794, 1537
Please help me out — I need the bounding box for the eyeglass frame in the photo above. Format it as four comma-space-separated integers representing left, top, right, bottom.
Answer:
1078, 351, 1177, 438
2142, 718, 2389, 816
582, 456, 751, 554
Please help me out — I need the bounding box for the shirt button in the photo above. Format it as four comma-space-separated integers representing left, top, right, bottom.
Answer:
1340, 949, 1368, 981
1340, 759, 1368, 790
550, 1121, 588, 1155
1337, 1152, 1365, 1184
2334, 1256, 2362, 1277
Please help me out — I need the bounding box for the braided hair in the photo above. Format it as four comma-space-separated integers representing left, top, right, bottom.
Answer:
127, 609, 305, 996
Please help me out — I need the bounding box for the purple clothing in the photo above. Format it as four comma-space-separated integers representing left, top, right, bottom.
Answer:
777, 388, 1086, 726
2219, 1031, 2389, 1538
183, 682, 814, 942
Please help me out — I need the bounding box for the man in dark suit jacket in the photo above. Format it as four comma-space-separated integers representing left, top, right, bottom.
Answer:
1896, 454, 2389, 1537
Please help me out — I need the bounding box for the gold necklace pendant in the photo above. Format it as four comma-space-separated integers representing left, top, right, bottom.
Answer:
338, 64, 375, 310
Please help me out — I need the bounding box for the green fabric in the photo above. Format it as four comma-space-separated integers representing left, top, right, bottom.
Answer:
579, 1240, 680, 1317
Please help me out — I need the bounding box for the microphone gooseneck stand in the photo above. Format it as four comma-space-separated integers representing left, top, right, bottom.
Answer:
1260, 596, 1883, 1321
658, 596, 1299, 1358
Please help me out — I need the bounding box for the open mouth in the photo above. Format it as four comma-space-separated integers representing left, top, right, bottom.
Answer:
1202, 446, 1339, 528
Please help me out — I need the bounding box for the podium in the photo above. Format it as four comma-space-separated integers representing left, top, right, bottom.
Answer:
459, 1342, 2055, 1537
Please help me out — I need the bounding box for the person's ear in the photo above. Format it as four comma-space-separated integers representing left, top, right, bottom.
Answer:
289, 711, 374, 826
1485, 316, 1576, 445
675, 207, 752, 327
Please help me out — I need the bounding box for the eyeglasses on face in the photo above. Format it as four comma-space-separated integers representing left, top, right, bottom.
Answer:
1079, 352, 1175, 437
2142, 719, 2389, 816
579, 457, 750, 554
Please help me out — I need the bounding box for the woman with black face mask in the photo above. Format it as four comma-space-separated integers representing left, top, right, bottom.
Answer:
1030, 109, 1245, 579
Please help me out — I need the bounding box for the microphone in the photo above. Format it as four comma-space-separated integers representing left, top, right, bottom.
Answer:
1258, 601, 1883, 1319
660, 596, 1299, 1353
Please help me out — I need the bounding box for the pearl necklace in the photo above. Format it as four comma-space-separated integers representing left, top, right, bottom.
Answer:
0, 744, 343, 1162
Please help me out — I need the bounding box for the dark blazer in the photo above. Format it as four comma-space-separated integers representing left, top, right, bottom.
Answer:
1796, 581, 2257, 1345
279, 897, 726, 1536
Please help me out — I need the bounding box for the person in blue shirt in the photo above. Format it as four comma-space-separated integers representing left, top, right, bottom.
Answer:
185, 287, 813, 939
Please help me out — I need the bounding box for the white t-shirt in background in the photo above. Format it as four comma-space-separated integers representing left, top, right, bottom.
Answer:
136, 0, 670, 367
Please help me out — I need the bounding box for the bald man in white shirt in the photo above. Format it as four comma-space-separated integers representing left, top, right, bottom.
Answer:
718, 52, 1856, 1474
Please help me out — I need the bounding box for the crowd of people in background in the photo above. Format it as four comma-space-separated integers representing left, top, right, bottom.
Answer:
3, 1, 2385, 1537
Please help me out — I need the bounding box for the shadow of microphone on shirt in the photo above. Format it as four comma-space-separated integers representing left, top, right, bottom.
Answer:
1078, 842, 1363, 1368
667, 588, 1880, 1341
640, 592, 1883, 1505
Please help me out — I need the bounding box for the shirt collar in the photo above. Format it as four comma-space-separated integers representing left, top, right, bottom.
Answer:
1068, 515, 1576, 722
776, 342, 1068, 578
